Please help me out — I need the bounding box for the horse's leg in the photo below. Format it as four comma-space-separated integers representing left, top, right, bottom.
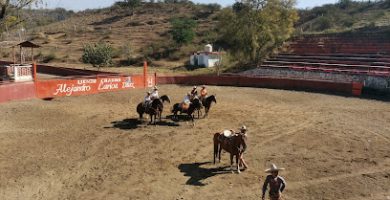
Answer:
173, 110, 177, 121
236, 153, 241, 174
213, 140, 218, 164
190, 114, 195, 127
218, 144, 222, 163
205, 107, 209, 117
230, 153, 234, 173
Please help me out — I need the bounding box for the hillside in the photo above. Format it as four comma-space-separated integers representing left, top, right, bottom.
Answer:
297, 0, 390, 34
1, 2, 221, 74
1, 0, 390, 74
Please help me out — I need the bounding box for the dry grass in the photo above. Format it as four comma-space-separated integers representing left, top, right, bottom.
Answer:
1, 4, 216, 73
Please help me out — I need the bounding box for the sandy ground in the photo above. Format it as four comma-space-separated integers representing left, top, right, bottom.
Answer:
0, 85, 389, 200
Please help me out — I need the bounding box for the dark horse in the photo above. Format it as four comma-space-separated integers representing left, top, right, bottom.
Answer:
213, 132, 247, 173
137, 95, 170, 124
171, 98, 201, 125
201, 95, 217, 117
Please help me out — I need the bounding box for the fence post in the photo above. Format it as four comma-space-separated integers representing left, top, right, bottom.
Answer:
33, 62, 37, 82
154, 72, 157, 86
143, 61, 148, 88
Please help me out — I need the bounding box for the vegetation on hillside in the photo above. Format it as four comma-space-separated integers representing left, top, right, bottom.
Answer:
1, 0, 390, 73
82, 43, 114, 68
217, 0, 298, 64
297, 0, 390, 34
0, 0, 41, 31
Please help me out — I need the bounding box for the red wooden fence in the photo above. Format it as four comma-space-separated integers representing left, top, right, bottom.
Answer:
156, 75, 362, 95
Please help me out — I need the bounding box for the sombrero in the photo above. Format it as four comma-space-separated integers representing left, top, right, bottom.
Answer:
265, 164, 285, 173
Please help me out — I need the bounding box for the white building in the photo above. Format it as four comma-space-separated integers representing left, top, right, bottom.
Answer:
190, 44, 222, 68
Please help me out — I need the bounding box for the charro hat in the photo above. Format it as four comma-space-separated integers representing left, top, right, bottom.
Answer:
201, 85, 206, 88
240, 125, 247, 132
265, 164, 285, 173
193, 86, 197, 89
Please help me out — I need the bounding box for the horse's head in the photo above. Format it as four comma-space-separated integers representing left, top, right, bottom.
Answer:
208, 95, 217, 104
160, 95, 171, 104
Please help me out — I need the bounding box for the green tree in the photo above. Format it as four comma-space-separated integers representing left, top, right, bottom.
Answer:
82, 43, 114, 68
217, 0, 298, 64
0, 0, 41, 30
125, 0, 142, 8
169, 17, 197, 46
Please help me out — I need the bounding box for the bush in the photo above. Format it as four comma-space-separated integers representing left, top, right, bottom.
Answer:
169, 17, 197, 46
42, 53, 57, 63
82, 43, 113, 67
315, 16, 332, 31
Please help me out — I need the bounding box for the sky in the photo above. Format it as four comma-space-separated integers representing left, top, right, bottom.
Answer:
36, 0, 339, 11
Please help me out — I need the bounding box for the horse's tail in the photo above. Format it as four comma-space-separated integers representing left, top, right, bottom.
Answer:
136, 103, 144, 118
213, 133, 220, 164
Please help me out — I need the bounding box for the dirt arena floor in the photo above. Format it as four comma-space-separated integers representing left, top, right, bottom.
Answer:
0, 85, 389, 200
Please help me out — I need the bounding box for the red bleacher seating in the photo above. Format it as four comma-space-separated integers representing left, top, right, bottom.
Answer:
260, 34, 390, 77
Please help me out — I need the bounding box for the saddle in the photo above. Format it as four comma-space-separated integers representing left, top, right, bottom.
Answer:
218, 130, 236, 144
181, 102, 190, 111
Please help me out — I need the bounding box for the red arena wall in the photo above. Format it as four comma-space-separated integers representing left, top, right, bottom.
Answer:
0, 81, 36, 103
36, 75, 153, 98
156, 75, 361, 95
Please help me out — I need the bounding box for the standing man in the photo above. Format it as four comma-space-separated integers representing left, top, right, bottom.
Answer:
262, 164, 286, 200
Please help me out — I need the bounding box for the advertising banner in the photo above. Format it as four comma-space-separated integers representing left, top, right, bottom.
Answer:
36, 75, 152, 98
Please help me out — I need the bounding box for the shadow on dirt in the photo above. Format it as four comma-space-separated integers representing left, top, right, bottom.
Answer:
108, 118, 142, 130
107, 118, 180, 130
178, 162, 232, 186
166, 114, 203, 122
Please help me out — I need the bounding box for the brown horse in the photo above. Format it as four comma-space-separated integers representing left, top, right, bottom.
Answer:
213, 131, 247, 173
171, 98, 201, 126
137, 95, 170, 124
201, 95, 216, 117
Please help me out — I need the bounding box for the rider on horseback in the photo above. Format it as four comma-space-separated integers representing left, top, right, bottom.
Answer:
143, 91, 152, 112
199, 85, 208, 102
190, 86, 198, 100
181, 92, 191, 111
150, 86, 159, 100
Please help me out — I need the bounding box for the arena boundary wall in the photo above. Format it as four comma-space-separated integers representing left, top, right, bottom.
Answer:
0, 60, 362, 103
0, 81, 36, 103
156, 75, 362, 95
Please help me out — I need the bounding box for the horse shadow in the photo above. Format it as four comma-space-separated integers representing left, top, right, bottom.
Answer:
107, 118, 143, 130
166, 114, 196, 122
154, 120, 180, 127
107, 118, 180, 130
178, 162, 231, 186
